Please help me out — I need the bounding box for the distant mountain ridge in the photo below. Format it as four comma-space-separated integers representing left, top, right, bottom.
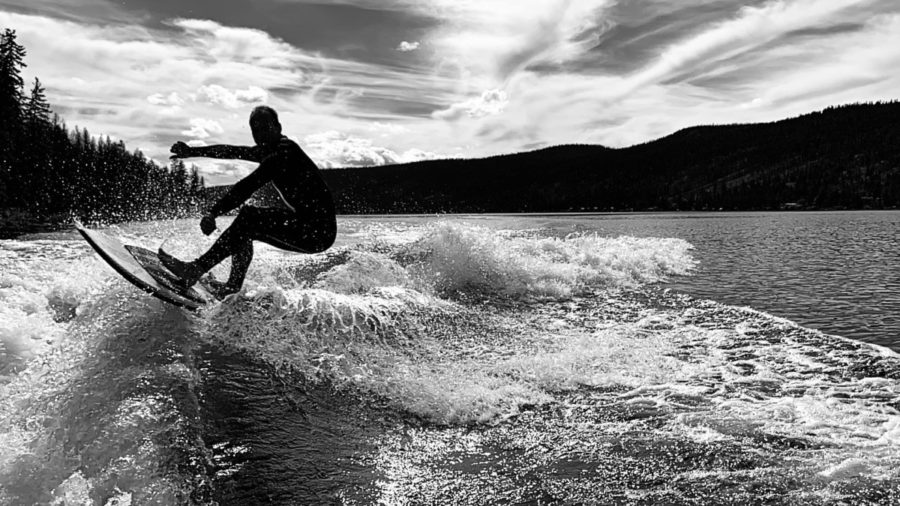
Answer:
212, 101, 900, 213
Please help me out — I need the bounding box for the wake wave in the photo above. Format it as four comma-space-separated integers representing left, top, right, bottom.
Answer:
8, 219, 899, 503
197, 222, 697, 423
401, 222, 696, 298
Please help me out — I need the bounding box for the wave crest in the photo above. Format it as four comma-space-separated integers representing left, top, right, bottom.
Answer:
403, 222, 695, 298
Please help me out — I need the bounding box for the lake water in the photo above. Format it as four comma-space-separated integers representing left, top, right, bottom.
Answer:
509, 211, 900, 350
1, 212, 900, 504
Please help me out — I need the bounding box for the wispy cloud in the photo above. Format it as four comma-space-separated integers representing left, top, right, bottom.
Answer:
0, 9, 458, 182
2, 0, 899, 183
433, 0, 900, 147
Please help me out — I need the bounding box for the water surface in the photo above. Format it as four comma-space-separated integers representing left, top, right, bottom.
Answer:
1, 213, 899, 505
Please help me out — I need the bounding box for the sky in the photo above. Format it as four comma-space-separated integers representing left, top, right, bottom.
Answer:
1, 0, 898, 184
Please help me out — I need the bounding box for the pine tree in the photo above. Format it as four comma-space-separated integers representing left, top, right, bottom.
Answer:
189, 166, 203, 194
0, 31, 212, 225
0, 28, 27, 206
0, 29, 26, 129
24, 77, 51, 127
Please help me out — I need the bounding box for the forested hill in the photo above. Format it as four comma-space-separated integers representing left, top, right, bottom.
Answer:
315, 101, 900, 213
1, 28, 205, 238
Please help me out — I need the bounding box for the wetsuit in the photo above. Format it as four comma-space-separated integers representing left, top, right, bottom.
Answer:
186, 136, 336, 290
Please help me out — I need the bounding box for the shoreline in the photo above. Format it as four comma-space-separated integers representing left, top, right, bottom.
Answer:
3, 207, 900, 240
0, 211, 68, 239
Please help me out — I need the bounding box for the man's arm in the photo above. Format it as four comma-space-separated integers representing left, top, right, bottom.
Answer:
192, 145, 260, 162
206, 152, 283, 217
171, 141, 261, 162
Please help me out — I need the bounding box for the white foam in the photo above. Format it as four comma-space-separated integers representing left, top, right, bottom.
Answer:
0, 249, 108, 376
817, 458, 869, 481
404, 222, 696, 298
499, 324, 697, 392
314, 251, 415, 294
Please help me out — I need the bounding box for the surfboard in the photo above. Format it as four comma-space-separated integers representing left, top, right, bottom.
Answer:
76, 223, 218, 311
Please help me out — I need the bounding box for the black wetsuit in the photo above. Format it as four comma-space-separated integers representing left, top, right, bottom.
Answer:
208, 136, 336, 253
189, 136, 336, 289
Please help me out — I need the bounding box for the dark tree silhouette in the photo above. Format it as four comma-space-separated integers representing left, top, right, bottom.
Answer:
314, 101, 900, 214
0, 29, 27, 209
0, 28, 25, 125
0, 27, 207, 238
24, 77, 50, 126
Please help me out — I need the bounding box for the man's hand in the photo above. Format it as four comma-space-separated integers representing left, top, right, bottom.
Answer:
170, 141, 193, 159
200, 215, 217, 236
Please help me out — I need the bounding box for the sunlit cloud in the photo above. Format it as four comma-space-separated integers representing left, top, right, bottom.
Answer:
0, 9, 457, 182
304, 130, 440, 168
197, 84, 268, 109
201, 161, 254, 180
2, 0, 899, 183
147, 92, 185, 106
433, 89, 508, 120
181, 118, 224, 139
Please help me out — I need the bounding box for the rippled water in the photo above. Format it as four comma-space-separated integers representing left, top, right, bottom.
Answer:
1, 212, 899, 505
525, 211, 900, 350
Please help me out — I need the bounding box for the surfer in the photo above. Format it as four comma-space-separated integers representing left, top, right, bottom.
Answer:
160, 105, 336, 297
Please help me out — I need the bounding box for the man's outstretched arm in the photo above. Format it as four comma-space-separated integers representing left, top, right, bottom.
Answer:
171, 141, 261, 162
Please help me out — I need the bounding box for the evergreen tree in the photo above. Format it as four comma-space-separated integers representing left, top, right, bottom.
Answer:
24, 77, 51, 127
0, 29, 26, 127
0, 28, 27, 206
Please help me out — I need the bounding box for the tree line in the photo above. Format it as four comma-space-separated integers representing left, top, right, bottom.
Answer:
4, 24, 900, 236
319, 101, 900, 213
0, 28, 205, 236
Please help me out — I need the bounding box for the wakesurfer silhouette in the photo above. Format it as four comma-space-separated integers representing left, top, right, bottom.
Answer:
160, 105, 336, 298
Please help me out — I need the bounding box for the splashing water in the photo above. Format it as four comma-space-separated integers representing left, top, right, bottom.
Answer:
2, 217, 899, 504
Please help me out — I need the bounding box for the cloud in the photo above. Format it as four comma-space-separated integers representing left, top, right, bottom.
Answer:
397, 40, 420, 52
439, 0, 900, 148
198, 84, 268, 108
0, 11, 451, 176
385, 0, 613, 82
147, 92, 185, 106
304, 131, 439, 167
628, 0, 883, 90
200, 161, 255, 185
433, 89, 508, 120
366, 121, 410, 135
4, 1, 900, 184
182, 118, 224, 139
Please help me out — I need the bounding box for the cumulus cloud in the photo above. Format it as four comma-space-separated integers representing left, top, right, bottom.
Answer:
304, 131, 439, 168
397, 40, 420, 52
197, 84, 268, 109
182, 118, 224, 139
147, 92, 185, 106
433, 89, 508, 120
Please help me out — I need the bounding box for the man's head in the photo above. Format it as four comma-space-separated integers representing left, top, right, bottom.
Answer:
249, 105, 282, 146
